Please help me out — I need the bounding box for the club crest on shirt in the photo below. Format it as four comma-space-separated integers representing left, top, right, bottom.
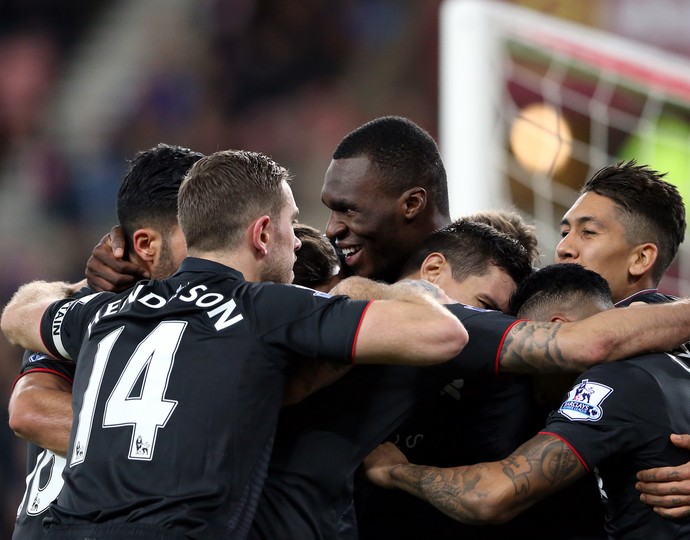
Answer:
27, 352, 52, 363
558, 379, 613, 422
459, 303, 492, 312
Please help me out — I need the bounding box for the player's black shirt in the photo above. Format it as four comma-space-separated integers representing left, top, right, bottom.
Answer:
354, 305, 537, 540
250, 304, 522, 539
615, 288, 677, 307
359, 288, 686, 540
38, 257, 369, 540
12, 352, 75, 540
542, 352, 690, 539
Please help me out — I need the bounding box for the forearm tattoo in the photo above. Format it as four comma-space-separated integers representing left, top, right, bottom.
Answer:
500, 321, 574, 372
394, 279, 445, 301
390, 434, 584, 524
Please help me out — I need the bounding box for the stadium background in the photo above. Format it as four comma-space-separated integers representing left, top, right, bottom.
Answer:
0, 0, 688, 534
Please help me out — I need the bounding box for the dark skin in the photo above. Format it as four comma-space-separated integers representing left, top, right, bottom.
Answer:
321, 156, 448, 283
85, 225, 149, 292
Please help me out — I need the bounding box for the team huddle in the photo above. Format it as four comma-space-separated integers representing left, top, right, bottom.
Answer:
4, 117, 690, 539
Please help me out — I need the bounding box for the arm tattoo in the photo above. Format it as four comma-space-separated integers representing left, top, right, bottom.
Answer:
395, 279, 445, 301
389, 434, 585, 524
502, 434, 583, 495
500, 321, 575, 373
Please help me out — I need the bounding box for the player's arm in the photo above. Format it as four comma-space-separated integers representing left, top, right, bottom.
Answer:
1, 280, 82, 352
9, 371, 72, 456
340, 278, 469, 366
363, 433, 586, 525
85, 225, 149, 292
499, 299, 690, 372
636, 434, 690, 518
283, 277, 464, 400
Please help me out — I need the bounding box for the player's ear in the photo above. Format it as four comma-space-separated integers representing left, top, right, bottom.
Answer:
419, 252, 446, 284
629, 243, 658, 278
400, 187, 427, 220
251, 215, 271, 256
131, 228, 160, 264
550, 314, 569, 323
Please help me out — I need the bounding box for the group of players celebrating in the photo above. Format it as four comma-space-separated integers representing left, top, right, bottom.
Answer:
4, 116, 690, 539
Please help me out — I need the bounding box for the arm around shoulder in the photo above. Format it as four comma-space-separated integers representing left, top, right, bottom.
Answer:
1, 280, 82, 353
501, 299, 690, 373
352, 295, 467, 366
560, 299, 690, 370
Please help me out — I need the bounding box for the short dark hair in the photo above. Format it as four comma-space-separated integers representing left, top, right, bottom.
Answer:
179, 150, 291, 252
293, 224, 340, 289
400, 218, 533, 287
582, 160, 686, 284
333, 116, 449, 217
466, 209, 540, 266
509, 263, 613, 319
116, 143, 204, 253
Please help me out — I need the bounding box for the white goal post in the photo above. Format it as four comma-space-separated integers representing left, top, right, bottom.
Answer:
439, 0, 690, 295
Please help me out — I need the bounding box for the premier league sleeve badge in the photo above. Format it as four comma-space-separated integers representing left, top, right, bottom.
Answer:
558, 379, 613, 422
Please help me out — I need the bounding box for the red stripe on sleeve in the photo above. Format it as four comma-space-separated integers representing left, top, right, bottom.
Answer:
539, 431, 590, 472
494, 319, 523, 376
351, 300, 375, 364
11, 367, 75, 393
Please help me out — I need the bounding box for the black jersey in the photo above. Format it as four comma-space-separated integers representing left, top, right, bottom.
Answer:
12, 352, 75, 540
250, 303, 521, 540
38, 258, 369, 540
542, 353, 690, 539
354, 306, 537, 540
615, 289, 678, 307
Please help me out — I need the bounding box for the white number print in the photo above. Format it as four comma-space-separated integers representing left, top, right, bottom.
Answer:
18, 450, 66, 516
71, 322, 185, 466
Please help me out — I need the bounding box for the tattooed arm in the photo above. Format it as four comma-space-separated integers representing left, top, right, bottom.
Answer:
499, 299, 690, 372
363, 434, 586, 524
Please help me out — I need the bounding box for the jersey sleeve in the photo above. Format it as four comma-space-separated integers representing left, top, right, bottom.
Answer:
540, 360, 665, 471
40, 291, 112, 362
443, 303, 520, 377
13, 350, 76, 390
250, 283, 371, 365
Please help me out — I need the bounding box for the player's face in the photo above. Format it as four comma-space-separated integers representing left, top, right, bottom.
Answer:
437, 264, 517, 313
555, 192, 635, 302
152, 224, 187, 279
321, 157, 412, 283
262, 181, 301, 284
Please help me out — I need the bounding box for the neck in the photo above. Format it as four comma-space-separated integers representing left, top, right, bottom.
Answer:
187, 249, 263, 282
614, 275, 658, 304
423, 206, 451, 231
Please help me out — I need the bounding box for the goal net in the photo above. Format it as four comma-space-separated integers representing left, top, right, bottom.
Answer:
439, 0, 690, 295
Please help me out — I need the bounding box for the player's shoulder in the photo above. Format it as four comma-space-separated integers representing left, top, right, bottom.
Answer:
576, 353, 680, 397
244, 281, 336, 303
622, 350, 690, 380
615, 289, 678, 307
445, 302, 516, 324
